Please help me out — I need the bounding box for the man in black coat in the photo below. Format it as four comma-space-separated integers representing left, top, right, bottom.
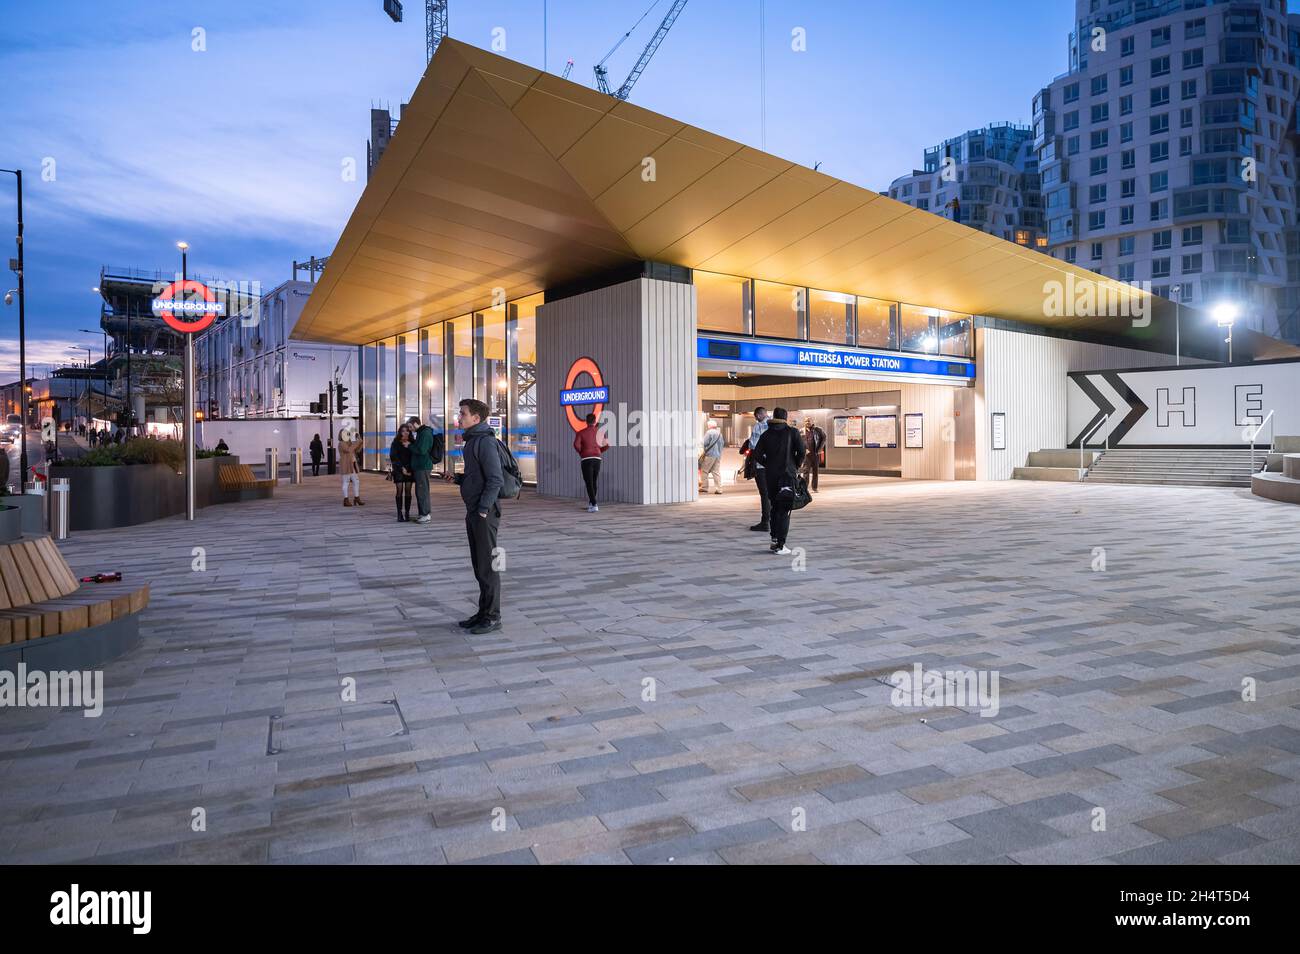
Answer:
753, 406, 805, 555
443, 397, 504, 634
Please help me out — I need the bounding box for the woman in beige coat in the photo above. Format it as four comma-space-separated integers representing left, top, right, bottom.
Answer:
338, 430, 365, 507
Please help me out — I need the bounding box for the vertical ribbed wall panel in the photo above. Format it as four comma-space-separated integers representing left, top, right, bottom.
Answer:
641, 278, 698, 504
537, 280, 644, 502
537, 278, 696, 504
976, 328, 1184, 479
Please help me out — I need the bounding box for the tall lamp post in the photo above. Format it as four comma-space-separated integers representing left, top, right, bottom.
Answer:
1, 168, 28, 480
178, 241, 196, 520
1170, 283, 1182, 366
1213, 302, 1239, 364
80, 320, 108, 425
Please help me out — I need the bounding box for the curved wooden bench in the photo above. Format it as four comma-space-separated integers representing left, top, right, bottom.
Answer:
0, 536, 149, 646
219, 463, 276, 492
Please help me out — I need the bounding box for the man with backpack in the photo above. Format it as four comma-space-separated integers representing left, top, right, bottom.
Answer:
799, 417, 827, 493
406, 414, 443, 524
443, 398, 520, 635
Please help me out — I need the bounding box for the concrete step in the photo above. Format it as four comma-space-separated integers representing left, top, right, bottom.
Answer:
1087, 475, 1249, 487
1027, 449, 1099, 468
1013, 465, 1084, 481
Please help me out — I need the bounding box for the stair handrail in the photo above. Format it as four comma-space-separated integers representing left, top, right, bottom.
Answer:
1249, 409, 1275, 474
1079, 413, 1109, 480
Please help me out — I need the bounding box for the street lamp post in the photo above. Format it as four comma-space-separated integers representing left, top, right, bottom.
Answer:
1213, 302, 1239, 364
80, 321, 108, 425
1, 168, 28, 480
1170, 283, 1182, 366
178, 241, 196, 521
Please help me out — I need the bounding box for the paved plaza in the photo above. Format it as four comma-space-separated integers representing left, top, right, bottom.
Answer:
2, 474, 1300, 865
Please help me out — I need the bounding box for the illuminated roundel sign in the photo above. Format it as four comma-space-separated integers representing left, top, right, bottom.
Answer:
560, 356, 608, 433
151, 279, 223, 334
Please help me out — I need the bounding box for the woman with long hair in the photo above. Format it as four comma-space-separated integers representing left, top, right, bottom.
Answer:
390, 423, 415, 521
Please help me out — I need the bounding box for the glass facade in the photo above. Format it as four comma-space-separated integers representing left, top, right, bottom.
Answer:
509, 293, 541, 483
754, 280, 803, 339
358, 292, 543, 481
807, 289, 854, 345
696, 271, 749, 333
357, 272, 973, 479
695, 270, 970, 359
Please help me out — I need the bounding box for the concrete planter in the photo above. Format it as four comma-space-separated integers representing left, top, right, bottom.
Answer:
5, 493, 47, 534
0, 504, 21, 543
49, 455, 241, 531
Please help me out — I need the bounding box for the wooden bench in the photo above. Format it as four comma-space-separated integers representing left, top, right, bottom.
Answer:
218, 462, 277, 492
0, 536, 149, 646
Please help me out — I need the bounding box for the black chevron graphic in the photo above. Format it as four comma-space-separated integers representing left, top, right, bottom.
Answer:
1069, 373, 1114, 448
1102, 371, 1149, 446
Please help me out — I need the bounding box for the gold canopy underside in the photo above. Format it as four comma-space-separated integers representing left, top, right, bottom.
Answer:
297, 39, 1205, 350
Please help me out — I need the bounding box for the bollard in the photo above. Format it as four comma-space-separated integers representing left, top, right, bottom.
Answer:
49, 477, 70, 541
265, 447, 279, 483
290, 446, 303, 485
24, 480, 47, 533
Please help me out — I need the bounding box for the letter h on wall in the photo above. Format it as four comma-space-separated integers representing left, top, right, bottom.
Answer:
1156, 386, 1196, 427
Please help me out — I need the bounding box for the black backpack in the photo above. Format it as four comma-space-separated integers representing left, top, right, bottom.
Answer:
474, 435, 523, 500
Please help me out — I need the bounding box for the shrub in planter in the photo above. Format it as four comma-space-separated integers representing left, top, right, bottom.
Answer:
63, 437, 185, 470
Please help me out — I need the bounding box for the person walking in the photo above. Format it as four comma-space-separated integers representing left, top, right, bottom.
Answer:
799, 417, 826, 493
407, 415, 441, 524
572, 411, 609, 512
443, 398, 503, 635
309, 434, 324, 476
338, 428, 364, 507
390, 423, 415, 521
753, 407, 805, 555
699, 419, 724, 495
748, 407, 771, 532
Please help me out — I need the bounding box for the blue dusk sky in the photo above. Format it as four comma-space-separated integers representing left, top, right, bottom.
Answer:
0, 0, 1071, 377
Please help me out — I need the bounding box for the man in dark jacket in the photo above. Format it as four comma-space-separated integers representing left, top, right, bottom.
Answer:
753, 407, 805, 555
406, 415, 441, 524
443, 398, 504, 634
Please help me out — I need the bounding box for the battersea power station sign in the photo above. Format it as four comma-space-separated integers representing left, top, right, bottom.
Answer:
697, 336, 975, 382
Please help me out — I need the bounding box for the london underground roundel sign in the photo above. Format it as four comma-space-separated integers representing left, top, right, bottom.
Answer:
560, 356, 608, 433
151, 279, 223, 334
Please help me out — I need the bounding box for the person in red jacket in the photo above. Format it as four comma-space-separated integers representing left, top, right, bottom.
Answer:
573, 412, 609, 512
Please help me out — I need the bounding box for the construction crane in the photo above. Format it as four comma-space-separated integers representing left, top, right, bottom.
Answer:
381, 0, 447, 65
593, 0, 688, 101
561, 58, 575, 80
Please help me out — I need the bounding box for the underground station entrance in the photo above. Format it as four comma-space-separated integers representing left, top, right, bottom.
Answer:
699, 370, 910, 495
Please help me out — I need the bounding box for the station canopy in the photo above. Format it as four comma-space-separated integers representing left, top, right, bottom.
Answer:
297, 39, 1292, 361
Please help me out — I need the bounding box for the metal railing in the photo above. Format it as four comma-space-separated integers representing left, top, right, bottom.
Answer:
1249, 409, 1275, 474
1079, 413, 1109, 480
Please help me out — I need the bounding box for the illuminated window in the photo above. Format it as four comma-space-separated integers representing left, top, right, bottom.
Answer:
753, 280, 803, 339
855, 297, 896, 349
695, 271, 748, 334
807, 289, 854, 345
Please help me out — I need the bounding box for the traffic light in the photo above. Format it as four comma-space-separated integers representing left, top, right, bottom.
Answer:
335, 383, 349, 414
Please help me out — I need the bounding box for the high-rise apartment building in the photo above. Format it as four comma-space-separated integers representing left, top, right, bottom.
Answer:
1034, 0, 1300, 341
888, 123, 1046, 249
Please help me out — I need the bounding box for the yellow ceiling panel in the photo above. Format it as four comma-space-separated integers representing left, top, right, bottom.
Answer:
559, 112, 680, 198
591, 134, 734, 232
655, 170, 834, 266
510, 84, 608, 159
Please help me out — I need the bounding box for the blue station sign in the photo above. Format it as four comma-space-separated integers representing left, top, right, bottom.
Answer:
560, 385, 610, 406
697, 336, 974, 381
